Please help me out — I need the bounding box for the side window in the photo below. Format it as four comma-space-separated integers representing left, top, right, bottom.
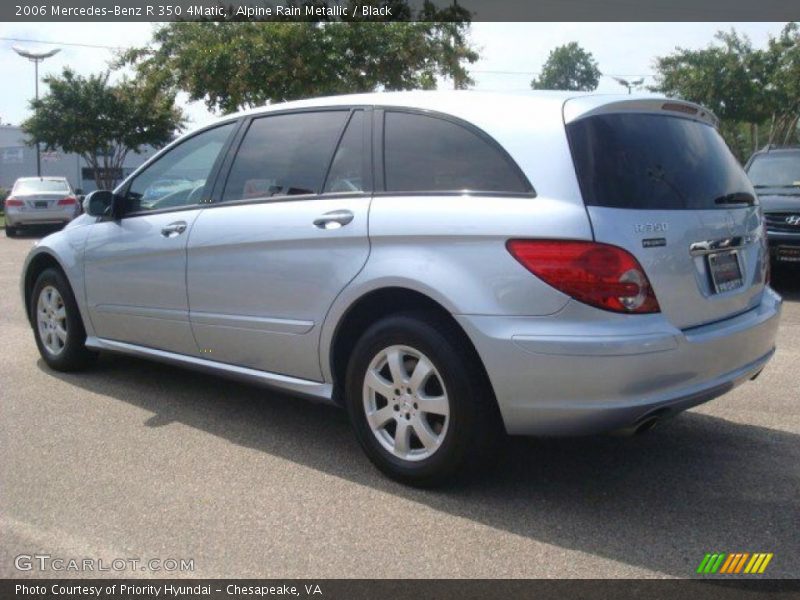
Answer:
383, 111, 530, 194
125, 122, 236, 213
323, 111, 366, 194
222, 111, 349, 202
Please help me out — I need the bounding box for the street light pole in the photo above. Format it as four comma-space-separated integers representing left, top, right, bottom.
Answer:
12, 46, 60, 177
611, 76, 645, 95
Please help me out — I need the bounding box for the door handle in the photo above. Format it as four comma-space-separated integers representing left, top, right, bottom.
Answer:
313, 210, 354, 230
161, 221, 187, 238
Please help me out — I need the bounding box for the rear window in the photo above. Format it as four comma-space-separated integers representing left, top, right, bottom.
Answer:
746, 152, 800, 188
13, 179, 69, 194
567, 113, 753, 210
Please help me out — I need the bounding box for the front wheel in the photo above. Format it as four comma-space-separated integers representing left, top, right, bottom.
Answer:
30, 268, 96, 371
345, 312, 502, 487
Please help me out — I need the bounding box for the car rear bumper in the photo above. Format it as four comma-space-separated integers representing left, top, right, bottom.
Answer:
456, 287, 782, 436
5, 208, 74, 227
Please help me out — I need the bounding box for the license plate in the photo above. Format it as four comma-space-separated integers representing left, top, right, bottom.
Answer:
34, 201, 48, 209
776, 246, 800, 262
708, 250, 743, 293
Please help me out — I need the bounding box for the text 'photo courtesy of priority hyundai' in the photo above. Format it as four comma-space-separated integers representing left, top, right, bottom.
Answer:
20, 91, 782, 487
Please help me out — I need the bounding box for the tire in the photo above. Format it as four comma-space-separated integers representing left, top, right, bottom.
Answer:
5, 225, 16, 237
345, 311, 502, 487
30, 267, 97, 371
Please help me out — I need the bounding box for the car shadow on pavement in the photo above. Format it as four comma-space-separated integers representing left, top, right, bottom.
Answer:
39, 354, 800, 579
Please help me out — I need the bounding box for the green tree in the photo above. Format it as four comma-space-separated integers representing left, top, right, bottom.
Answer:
653, 23, 800, 161
22, 68, 184, 190
531, 42, 601, 91
117, 11, 478, 114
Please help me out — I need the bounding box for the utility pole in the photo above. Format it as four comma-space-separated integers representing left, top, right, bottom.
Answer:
12, 46, 60, 177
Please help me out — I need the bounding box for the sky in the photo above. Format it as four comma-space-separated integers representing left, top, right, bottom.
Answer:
0, 21, 788, 129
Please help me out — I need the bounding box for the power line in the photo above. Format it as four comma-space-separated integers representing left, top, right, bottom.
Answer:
1, 36, 657, 80
472, 68, 654, 78
0, 36, 123, 50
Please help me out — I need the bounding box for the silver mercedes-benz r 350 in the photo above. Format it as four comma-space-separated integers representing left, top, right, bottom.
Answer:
21, 91, 782, 486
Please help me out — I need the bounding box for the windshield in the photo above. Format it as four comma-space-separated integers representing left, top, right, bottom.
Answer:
566, 113, 754, 210
746, 152, 800, 188
13, 179, 69, 194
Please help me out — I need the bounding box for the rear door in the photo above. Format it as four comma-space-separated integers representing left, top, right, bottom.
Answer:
564, 103, 768, 329
186, 108, 371, 381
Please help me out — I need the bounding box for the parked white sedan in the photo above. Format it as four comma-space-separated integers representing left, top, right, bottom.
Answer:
5, 177, 80, 237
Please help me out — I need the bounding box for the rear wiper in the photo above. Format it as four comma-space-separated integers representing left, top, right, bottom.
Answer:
713, 192, 755, 206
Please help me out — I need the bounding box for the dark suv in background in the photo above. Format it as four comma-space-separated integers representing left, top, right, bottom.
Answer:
745, 146, 800, 265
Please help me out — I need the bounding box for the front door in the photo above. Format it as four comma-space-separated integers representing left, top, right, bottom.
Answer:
84, 121, 238, 355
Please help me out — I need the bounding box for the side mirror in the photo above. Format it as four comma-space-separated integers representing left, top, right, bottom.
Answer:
83, 190, 120, 218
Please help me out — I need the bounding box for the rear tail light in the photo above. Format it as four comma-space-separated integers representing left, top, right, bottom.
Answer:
57, 197, 77, 206
5, 198, 23, 207
507, 239, 661, 314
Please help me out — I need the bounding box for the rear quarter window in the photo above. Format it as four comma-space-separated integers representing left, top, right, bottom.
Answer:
383, 111, 531, 194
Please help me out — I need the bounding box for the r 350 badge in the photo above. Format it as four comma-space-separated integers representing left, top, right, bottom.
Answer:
635, 223, 669, 233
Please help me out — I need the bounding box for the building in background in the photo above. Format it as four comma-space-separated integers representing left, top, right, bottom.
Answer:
0, 125, 156, 192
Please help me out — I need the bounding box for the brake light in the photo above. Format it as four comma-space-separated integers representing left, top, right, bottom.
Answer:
57, 197, 77, 206
506, 239, 661, 314
5, 198, 23, 207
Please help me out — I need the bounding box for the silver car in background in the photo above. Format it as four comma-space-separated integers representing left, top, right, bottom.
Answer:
5, 176, 80, 237
20, 91, 782, 486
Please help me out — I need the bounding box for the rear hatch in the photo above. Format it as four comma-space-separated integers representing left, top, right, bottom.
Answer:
564, 99, 768, 329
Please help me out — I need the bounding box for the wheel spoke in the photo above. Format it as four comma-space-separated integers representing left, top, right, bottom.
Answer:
366, 404, 395, 430
408, 357, 432, 395
417, 394, 449, 417
54, 306, 66, 320
55, 324, 67, 342
394, 419, 411, 456
412, 417, 439, 450
386, 348, 406, 385
365, 369, 395, 400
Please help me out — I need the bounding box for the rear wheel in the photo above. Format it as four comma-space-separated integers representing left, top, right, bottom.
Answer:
345, 311, 501, 487
30, 268, 96, 371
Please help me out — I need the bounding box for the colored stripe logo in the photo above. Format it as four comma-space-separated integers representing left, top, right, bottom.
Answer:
697, 553, 773, 574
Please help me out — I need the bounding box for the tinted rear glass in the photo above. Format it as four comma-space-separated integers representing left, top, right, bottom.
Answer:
746, 152, 800, 188
384, 111, 531, 194
13, 179, 69, 194
567, 113, 753, 210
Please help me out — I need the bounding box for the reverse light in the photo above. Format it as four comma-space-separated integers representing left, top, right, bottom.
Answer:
506, 239, 661, 314
5, 198, 23, 207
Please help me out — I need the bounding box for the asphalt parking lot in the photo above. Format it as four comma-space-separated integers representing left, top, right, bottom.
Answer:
1, 228, 798, 579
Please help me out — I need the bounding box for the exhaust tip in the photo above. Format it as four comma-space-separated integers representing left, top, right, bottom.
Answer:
634, 417, 660, 435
